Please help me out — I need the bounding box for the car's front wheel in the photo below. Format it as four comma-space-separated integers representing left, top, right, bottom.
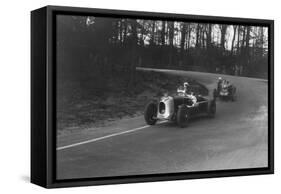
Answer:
177, 105, 190, 128
144, 101, 158, 125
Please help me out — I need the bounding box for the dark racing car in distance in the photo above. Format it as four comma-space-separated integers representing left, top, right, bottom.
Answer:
213, 77, 237, 101
144, 81, 216, 128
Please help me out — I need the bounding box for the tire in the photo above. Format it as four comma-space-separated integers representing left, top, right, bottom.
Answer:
213, 89, 217, 99
144, 101, 157, 125
177, 105, 190, 128
208, 100, 216, 118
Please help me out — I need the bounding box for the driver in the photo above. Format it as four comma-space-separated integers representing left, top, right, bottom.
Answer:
221, 79, 231, 89
183, 82, 197, 106
225, 80, 231, 88
183, 82, 190, 94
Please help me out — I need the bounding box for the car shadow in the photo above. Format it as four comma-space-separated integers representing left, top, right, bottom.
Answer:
158, 115, 214, 129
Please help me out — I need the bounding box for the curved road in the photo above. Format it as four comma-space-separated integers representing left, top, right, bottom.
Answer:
57, 69, 268, 180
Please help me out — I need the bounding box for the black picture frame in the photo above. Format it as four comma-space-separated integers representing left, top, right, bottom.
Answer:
31, 5, 274, 188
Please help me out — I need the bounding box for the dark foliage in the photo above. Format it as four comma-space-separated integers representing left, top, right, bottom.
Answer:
57, 15, 268, 86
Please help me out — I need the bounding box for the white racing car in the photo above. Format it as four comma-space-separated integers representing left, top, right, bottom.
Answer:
213, 78, 237, 101
144, 82, 216, 127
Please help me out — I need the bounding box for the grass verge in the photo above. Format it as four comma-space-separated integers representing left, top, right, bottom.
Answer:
57, 70, 190, 133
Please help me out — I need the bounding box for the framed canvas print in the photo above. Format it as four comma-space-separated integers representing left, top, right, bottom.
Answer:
31, 5, 274, 188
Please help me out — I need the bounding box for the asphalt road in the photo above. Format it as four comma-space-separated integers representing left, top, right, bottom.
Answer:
57, 68, 268, 180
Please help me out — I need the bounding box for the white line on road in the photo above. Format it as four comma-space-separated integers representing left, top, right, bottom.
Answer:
57, 121, 168, 151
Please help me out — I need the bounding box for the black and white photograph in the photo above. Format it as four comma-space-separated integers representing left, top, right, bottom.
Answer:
55, 13, 270, 180
2, 0, 281, 192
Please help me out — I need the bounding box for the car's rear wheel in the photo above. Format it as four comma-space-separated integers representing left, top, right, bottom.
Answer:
213, 89, 218, 99
177, 105, 190, 128
144, 101, 157, 125
208, 100, 216, 118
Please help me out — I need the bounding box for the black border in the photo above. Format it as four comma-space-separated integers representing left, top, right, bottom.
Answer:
32, 5, 274, 188
31, 7, 47, 187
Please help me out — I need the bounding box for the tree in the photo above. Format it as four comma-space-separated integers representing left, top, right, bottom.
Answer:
180, 22, 187, 55
231, 25, 237, 55
150, 21, 156, 45
127, 19, 138, 88
241, 26, 246, 49
186, 24, 192, 50
236, 25, 241, 54
206, 24, 212, 49
168, 21, 174, 46
138, 20, 145, 46
168, 21, 175, 66
244, 26, 251, 74
195, 24, 200, 48
122, 19, 128, 44
219, 24, 227, 51
260, 27, 264, 50
161, 21, 166, 45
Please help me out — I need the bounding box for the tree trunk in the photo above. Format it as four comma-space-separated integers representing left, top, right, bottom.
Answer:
206, 24, 212, 49
237, 26, 241, 53
119, 20, 123, 43
244, 26, 251, 75
168, 22, 174, 66
187, 25, 191, 50
231, 25, 237, 55
260, 27, 264, 54
113, 20, 120, 43
161, 21, 166, 45
196, 24, 200, 48
220, 25, 227, 51
127, 19, 138, 89
139, 20, 145, 46
241, 26, 246, 49
150, 21, 156, 45
180, 23, 187, 55
168, 22, 174, 46
201, 27, 206, 48
122, 19, 128, 44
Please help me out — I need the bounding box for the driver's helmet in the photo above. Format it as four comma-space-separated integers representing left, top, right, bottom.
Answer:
184, 82, 189, 88
218, 77, 222, 81
163, 91, 169, 97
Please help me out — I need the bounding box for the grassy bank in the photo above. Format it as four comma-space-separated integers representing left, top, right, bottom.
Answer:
57, 70, 187, 133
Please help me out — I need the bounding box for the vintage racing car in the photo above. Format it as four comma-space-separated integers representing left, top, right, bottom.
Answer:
144, 82, 216, 127
213, 78, 237, 101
